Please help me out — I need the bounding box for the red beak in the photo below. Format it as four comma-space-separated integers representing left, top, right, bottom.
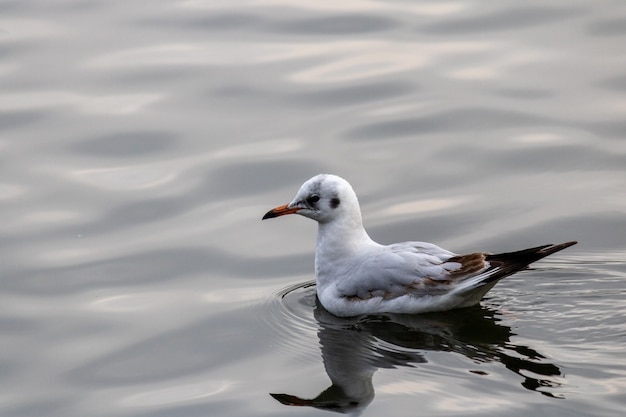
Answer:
262, 203, 301, 220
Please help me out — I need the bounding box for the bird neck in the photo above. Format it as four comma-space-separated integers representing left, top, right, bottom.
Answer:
316, 214, 373, 259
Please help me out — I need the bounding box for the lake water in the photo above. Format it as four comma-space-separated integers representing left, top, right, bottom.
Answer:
1, 1, 625, 416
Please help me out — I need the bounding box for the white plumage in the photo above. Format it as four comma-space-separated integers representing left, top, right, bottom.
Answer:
263, 174, 576, 317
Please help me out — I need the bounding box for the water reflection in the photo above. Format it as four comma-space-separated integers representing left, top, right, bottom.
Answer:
272, 299, 563, 414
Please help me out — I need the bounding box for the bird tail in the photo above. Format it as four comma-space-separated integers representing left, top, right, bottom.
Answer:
270, 393, 313, 406
481, 241, 577, 285
454, 241, 577, 303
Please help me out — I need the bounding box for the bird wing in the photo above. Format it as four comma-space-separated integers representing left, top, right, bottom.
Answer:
334, 241, 578, 302
335, 242, 489, 300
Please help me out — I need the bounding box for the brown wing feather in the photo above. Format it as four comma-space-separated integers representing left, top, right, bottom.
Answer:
342, 242, 577, 302
446, 253, 487, 276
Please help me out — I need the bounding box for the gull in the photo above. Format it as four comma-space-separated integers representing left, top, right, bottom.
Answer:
262, 174, 577, 317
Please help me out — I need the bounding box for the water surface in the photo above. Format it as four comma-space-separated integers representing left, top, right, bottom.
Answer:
1, 1, 625, 416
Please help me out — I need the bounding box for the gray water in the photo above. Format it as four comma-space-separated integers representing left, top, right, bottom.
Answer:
1, 1, 625, 416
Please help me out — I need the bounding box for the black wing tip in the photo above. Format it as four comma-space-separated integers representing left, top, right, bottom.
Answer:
539, 241, 578, 254
485, 240, 578, 267
477, 240, 577, 286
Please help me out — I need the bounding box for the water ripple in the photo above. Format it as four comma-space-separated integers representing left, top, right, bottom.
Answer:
1, 0, 625, 416
421, 5, 580, 34
265, 280, 572, 413
587, 17, 626, 36
0, 91, 162, 115
262, 280, 319, 357
269, 14, 398, 35
68, 131, 178, 157
344, 107, 552, 140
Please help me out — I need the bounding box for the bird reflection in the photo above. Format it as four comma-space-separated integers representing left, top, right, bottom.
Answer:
271, 298, 563, 414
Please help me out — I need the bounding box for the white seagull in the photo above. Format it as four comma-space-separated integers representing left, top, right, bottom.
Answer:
262, 174, 576, 317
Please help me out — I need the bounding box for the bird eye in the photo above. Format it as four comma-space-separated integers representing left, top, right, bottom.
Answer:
306, 195, 320, 205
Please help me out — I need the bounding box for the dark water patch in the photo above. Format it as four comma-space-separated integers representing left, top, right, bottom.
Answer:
269, 14, 398, 35
2, 247, 216, 294
0, 0, 101, 15
587, 17, 626, 36
0, 160, 330, 252
145, 11, 401, 36
132, 402, 238, 417
0, 110, 48, 131
581, 120, 626, 139
344, 107, 554, 140
369, 210, 487, 246
286, 80, 417, 108
211, 84, 260, 98
475, 214, 626, 251
420, 6, 578, 34
27, 197, 197, 241
3, 398, 72, 417
210, 80, 416, 110
434, 142, 626, 173
2, 247, 312, 295
0, 316, 40, 335
65, 308, 264, 385
0, 0, 24, 13
140, 12, 262, 31
522, 214, 626, 250
103, 67, 207, 85
596, 74, 626, 92
201, 159, 330, 199
495, 88, 555, 100
211, 80, 417, 110
69, 131, 178, 158
0, 198, 193, 251
0, 41, 37, 59
105, 198, 188, 227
